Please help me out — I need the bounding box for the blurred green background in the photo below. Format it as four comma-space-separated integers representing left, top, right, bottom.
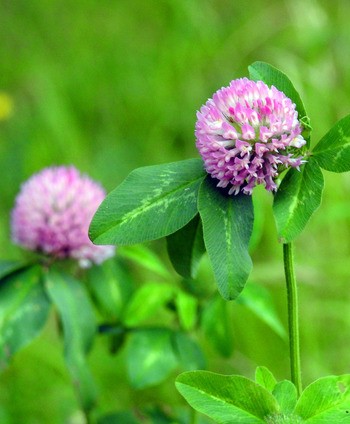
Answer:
1, 0, 350, 422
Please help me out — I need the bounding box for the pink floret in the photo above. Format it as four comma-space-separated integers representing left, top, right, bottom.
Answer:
195, 78, 306, 195
11, 166, 115, 267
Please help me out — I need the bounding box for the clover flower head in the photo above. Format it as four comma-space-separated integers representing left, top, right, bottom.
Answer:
11, 166, 115, 267
195, 78, 306, 195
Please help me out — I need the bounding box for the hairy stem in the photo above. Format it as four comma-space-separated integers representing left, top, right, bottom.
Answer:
283, 242, 302, 396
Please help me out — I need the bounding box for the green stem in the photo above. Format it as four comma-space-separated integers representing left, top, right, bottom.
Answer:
84, 409, 92, 424
283, 242, 302, 397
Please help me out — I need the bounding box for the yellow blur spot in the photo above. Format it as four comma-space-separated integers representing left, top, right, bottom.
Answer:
0, 92, 14, 120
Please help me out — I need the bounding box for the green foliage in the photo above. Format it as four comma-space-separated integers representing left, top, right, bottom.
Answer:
117, 244, 171, 279
312, 114, 350, 172
0, 261, 27, 279
255, 366, 278, 392
273, 159, 324, 243
89, 159, 206, 245
44, 270, 97, 410
97, 411, 139, 424
295, 375, 350, 422
0, 265, 50, 369
176, 371, 280, 423
126, 328, 179, 389
3, 1, 350, 420
247, 61, 328, 244
87, 259, 133, 321
238, 283, 287, 339
88, 246, 284, 400
201, 294, 234, 357
175, 289, 198, 331
166, 214, 205, 279
272, 381, 297, 414
177, 369, 350, 424
248, 61, 310, 144
89, 247, 213, 393
172, 331, 206, 371
123, 282, 175, 327
86, 252, 208, 391
198, 177, 254, 300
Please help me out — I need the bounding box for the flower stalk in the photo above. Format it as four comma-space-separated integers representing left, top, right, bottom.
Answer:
283, 242, 302, 396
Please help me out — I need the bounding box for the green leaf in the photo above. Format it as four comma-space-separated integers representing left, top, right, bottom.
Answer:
250, 192, 266, 252
44, 270, 97, 410
201, 294, 234, 357
143, 408, 178, 424
255, 366, 277, 392
198, 177, 254, 300
172, 331, 206, 371
166, 214, 205, 278
126, 328, 179, 389
97, 411, 139, 424
273, 380, 297, 414
118, 244, 171, 278
86, 259, 133, 321
248, 61, 310, 144
89, 159, 206, 245
123, 282, 174, 327
273, 159, 324, 243
312, 114, 350, 172
237, 283, 287, 339
175, 289, 198, 331
295, 374, 350, 422
176, 371, 280, 423
180, 275, 216, 300
0, 261, 27, 280
98, 323, 127, 354
0, 265, 50, 369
